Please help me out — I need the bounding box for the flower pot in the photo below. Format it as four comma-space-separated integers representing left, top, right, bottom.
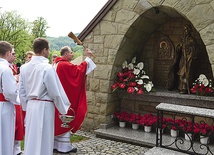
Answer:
185, 133, 192, 141
144, 126, 152, 132
200, 135, 209, 145
119, 121, 126, 128
132, 123, 139, 130
170, 129, 179, 137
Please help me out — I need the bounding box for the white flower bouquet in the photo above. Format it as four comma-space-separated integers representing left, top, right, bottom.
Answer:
111, 57, 154, 94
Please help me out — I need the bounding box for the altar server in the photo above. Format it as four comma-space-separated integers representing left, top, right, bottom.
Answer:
19, 38, 70, 155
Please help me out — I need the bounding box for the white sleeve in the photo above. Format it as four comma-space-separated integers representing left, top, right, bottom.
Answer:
2, 67, 19, 104
44, 67, 70, 114
19, 67, 27, 110
84, 57, 96, 75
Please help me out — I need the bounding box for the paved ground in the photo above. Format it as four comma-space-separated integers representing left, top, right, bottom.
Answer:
53, 130, 150, 155
20, 129, 190, 155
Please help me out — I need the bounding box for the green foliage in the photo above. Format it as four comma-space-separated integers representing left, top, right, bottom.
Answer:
31, 17, 49, 38
48, 50, 83, 63
0, 11, 34, 64
50, 51, 60, 57
48, 51, 60, 63
47, 35, 84, 62
47, 36, 77, 51
21, 140, 24, 150
21, 134, 88, 150
0, 10, 82, 65
70, 134, 89, 143
72, 45, 84, 52
73, 51, 83, 60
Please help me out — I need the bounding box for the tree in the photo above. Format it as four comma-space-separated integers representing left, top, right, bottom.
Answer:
0, 11, 33, 64
31, 17, 49, 38
0, 11, 82, 64
47, 36, 76, 51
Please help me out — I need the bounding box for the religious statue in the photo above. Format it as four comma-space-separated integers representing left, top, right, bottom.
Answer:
176, 24, 198, 94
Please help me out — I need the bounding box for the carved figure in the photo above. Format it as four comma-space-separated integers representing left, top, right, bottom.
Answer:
176, 24, 198, 94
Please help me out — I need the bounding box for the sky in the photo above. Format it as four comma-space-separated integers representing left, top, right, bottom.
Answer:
0, 0, 108, 37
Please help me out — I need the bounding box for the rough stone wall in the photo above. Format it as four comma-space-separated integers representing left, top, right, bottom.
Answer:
80, 0, 214, 131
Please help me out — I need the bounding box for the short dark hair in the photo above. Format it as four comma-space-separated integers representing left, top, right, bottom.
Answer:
60, 46, 71, 56
33, 38, 49, 54
0, 41, 13, 56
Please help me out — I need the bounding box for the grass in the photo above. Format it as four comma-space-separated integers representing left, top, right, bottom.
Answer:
71, 134, 89, 143
20, 134, 88, 150
21, 140, 24, 150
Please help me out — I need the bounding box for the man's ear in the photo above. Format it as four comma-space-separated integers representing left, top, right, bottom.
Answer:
6, 50, 11, 57
5, 51, 11, 60
42, 48, 45, 54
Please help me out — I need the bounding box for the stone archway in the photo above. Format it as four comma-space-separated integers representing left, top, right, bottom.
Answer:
81, 0, 214, 131
112, 4, 213, 115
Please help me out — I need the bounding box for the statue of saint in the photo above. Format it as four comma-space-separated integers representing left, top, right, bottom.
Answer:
176, 24, 198, 94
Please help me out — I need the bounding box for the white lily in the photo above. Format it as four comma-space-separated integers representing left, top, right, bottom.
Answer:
202, 78, 209, 87
137, 62, 144, 70
141, 70, 146, 74
122, 61, 128, 69
134, 87, 138, 91
144, 82, 153, 92
137, 79, 143, 85
141, 75, 149, 79
148, 81, 154, 87
131, 57, 136, 64
128, 63, 134, 70
198, 74, 206, 82
133, 68, 140, 75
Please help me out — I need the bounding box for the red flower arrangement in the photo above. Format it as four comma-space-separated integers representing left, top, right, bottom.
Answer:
114, 111, 129, 122
190, 74, 213, 96
111, 57, 154, 94
128, 113, 142, 124
154, 116, 167, 129
179, 120, 194, 133
113, 111, 214, 138
139, 113, 156, 127
166, 118, 182, 130
193, 122, 214, 136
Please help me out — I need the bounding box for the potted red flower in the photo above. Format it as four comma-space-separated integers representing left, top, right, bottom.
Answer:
166, 118, 182, 137
114, 111, 129, 128
128, 113, 142, 130
180, 120, 194, 141
154, 116, 167, 134
194, 122, 213, 144
139, 113, 156, 132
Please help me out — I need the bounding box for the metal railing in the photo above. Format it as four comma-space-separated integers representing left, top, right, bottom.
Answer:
156, 109, 214, 155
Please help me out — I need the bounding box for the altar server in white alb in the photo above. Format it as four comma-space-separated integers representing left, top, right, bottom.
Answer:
19, 38, 70, 155
0, 41, 19, 155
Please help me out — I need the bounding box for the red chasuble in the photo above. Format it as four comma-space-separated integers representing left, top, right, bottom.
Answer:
9, 64, 25, 140
54, 57, 88, 136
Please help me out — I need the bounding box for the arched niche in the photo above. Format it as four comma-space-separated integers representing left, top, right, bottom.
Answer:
112, 6, 213, 91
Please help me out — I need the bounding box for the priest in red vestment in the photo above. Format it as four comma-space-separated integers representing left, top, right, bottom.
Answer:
54, 46, 96, 153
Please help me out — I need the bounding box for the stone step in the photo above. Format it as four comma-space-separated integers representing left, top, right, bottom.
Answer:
144, 147, 189, 155
95, 125, 214, 155
94, 125, 156, 147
